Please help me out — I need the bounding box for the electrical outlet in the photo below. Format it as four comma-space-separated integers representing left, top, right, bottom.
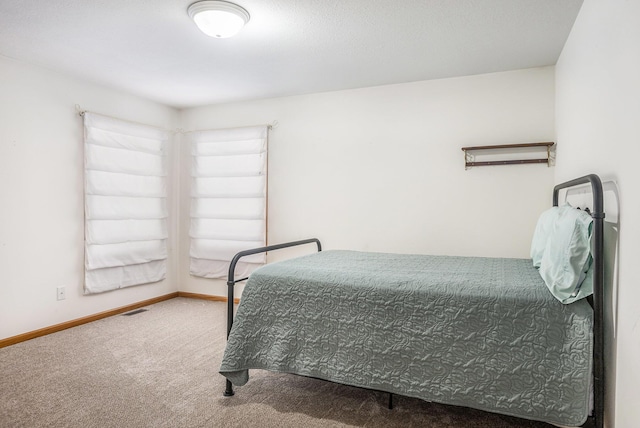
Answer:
56, 286, 66, 301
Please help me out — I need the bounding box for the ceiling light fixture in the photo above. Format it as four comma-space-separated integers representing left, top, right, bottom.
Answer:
188, 0, 250, 39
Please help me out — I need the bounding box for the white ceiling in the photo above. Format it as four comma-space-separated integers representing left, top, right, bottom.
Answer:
0, 0, 583, 109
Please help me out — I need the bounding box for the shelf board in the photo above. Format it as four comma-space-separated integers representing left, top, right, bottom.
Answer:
461, 142, 554, 151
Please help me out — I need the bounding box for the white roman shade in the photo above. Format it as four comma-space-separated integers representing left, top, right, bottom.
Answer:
188, 126, 268, 279
84, 113, 169, 294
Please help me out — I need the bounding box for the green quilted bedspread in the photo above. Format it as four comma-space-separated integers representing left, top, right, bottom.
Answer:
220, 250, 593, 426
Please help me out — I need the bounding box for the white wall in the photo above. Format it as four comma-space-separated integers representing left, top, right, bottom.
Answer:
556, 1, 640, 427
179, 67, 556, 297
0, 56, 180, 340
0, 59, 558, 345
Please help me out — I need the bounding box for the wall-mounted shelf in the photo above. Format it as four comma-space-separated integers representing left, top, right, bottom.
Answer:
461, 142, 554, 169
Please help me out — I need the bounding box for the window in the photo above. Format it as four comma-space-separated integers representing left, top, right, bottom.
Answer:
83, 113, 169, 293
188, 126, 268, 279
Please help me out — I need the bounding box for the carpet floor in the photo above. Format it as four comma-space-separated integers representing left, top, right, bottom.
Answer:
0, 297, 566, 427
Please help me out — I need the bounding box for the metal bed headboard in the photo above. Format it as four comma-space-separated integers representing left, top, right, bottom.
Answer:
553, 174, 605, 428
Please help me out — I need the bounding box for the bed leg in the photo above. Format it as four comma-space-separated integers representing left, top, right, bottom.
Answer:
223, 280, 235, 397
388, 393, 393, 410
224, 380, 235, 397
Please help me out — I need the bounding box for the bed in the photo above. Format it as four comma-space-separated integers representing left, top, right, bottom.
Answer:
219, 174, 605, 428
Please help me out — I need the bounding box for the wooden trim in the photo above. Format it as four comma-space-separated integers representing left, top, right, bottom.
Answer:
0, 292, 178, 349
178, 291, 240, 304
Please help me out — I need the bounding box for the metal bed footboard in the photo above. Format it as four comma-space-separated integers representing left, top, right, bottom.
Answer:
223, 238, 322, 397
553, 174, 605, 428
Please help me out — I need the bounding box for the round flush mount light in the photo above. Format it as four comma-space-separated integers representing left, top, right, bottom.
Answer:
188, 0, 250, 38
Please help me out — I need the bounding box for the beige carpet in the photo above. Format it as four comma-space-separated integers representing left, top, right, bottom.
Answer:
0, 298, 563, 427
